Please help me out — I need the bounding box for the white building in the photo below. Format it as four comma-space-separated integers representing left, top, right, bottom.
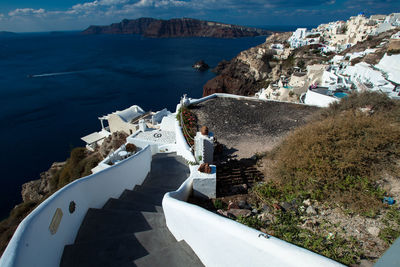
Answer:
384, 13, 400, 25
270, 43, 284, 50
81, 105, 173, 151
102, 105, 146, 135
376, 54, 400, 85
343, 62, 396, 96
288, 28, 321, 48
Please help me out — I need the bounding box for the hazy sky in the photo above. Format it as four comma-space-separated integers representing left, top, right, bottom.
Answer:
0, 0, 399, 32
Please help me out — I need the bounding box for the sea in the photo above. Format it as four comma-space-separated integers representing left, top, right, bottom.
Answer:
0, 31, 270, 220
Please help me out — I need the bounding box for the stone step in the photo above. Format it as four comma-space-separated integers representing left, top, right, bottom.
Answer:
134, 227, 178, 253
61, 227, 178, 267
119, 189, 165, 206
103, 198, 163, 213
60, 153, 200, 267
75, 208, 166, 243
141, 154, 190, 190
133, 240, 204, 267
133, 184, 174, 194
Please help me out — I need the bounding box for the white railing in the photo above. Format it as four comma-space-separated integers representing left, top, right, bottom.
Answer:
0, 145, 152, 267
162, 166, 344, 267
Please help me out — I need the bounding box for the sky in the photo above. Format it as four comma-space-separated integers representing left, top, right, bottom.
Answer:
0, 0, 399, 32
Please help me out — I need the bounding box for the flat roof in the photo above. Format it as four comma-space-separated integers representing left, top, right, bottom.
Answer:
81, 131, 109, 144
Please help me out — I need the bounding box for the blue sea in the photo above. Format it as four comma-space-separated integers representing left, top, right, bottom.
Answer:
0, 32, 265, 219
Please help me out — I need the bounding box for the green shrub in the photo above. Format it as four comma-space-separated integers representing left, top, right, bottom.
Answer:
379, 227, 400, 245
213, 199, 227, 210
125, 143, 137, 153
297, 59, 305, 69
388, 49, 400, 55
236, 216, 264, 229
262, 209, 363, 265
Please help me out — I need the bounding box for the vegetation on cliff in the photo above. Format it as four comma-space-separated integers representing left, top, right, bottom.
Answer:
249, 92, 400, 264
0, 131, 132, 256
50, 148, 101, 190
0, 147, 102, 256
194, 92, 400, 265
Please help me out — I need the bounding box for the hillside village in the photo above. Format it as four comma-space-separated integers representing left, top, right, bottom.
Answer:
254, 13, 400, 106
202, 13, 400, 107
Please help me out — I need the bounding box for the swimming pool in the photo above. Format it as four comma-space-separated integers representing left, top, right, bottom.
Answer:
334, 92, 348, 98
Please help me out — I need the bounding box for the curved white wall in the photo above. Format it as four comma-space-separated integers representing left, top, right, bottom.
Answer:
175, 103, 196, 163
0, 145, 152, 267
163, 167, 344, 267
304, 90, 338, 107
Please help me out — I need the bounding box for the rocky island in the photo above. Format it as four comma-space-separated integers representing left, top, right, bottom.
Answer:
82, 17, 272, 38
192, 60, 210, 71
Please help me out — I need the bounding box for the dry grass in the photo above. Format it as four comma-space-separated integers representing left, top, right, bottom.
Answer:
264, 92, 400, 215
0, 201, 38, 256
51, 148, 102, 189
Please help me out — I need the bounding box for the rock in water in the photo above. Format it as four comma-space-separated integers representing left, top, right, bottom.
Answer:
192, 60, 210, 71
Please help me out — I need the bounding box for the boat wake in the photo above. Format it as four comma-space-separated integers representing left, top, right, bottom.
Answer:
28, 71, 79, 78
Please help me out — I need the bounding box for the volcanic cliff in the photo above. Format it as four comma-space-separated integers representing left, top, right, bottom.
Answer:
82, 17, 272, 38
203, 32, 293, 96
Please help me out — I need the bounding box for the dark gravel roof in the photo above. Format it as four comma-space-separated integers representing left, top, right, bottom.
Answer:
190, 97, 319, 159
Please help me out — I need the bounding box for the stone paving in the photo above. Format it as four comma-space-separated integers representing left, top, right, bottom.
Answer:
191, 97, 320, 160
134, 129, 176, 144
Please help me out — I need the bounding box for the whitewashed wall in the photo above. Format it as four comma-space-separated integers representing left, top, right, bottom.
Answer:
163, 165, 344, 267
0, 145, 152, 267
304, 90, 338, 107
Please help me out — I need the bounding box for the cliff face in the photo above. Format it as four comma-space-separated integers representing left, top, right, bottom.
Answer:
203, 32, 310, 97
82, 18, 272, 38
203, 35, 281, 96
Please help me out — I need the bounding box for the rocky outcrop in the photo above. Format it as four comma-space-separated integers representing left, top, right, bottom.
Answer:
82, 18, 272, 38
21, 162, 66, 203
203, 46, 274, 96
192, 60, 209, 71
